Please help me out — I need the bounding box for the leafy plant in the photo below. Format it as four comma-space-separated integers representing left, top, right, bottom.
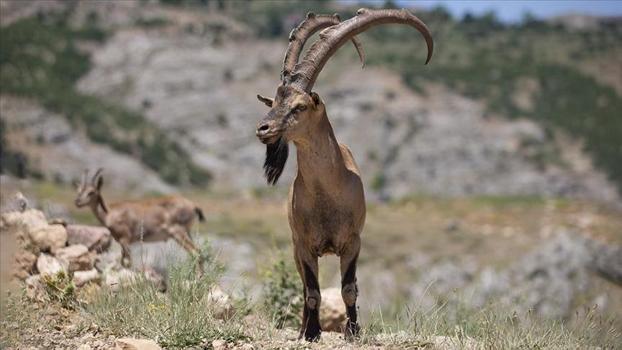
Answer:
261, 251, 303, 329
41, 270, 77, 309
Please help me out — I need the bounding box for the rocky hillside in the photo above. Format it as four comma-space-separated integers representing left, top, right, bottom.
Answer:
1, 1, 620, 204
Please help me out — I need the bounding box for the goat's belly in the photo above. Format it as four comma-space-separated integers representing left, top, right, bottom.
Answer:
138, 229, 169, 242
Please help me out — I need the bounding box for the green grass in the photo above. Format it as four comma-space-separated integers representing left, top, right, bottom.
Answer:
0, 13, 210, 186
359, 299, 621, 349
85, 250, 248, 349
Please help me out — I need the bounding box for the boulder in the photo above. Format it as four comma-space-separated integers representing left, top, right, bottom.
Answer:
115, 338, 162, 350
319, 288, 347, 332
0, 209, 48, 234
25, 274, 45, 301
66, 224, 111, 252
55, 244, 95, 272
104, 268, 138, 292
211, 339, 227, 350
0, 209, 50, 252
29, 224, 67, 253
36, 253, 65, 276
95, 239, 123, 271
73, 268, 101, 287
13, 250, 37, 280
207, 285, 234, 320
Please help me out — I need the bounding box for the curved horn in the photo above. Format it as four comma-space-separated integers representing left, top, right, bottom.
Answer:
282, 12, 365, 83
290, 8, 433, 92
92, 168, 103, 185
80, 169, 88, 188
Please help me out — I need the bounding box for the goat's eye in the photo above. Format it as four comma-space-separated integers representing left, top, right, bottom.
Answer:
87, 191, 95, 197
294, 105, 307, 113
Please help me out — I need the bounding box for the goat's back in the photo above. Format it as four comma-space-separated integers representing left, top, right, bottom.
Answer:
106, 196, 198, 241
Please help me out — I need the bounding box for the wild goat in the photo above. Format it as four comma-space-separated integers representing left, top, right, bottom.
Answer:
74, 169, 205, 274
255, 9, 433, 341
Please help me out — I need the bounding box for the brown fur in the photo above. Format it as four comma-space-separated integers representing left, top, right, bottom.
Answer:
74, 169, 204, 274
256, 9, 433, 341
257, 86, 364, 341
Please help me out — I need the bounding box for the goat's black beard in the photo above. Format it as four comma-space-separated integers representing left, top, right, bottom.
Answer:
264, 137, 288, 185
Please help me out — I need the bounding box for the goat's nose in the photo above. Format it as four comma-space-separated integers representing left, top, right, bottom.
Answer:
256, 122, 270, 135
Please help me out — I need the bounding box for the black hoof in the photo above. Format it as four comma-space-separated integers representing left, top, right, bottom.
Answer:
304, 322, 322, 342
304, 330, 321, 342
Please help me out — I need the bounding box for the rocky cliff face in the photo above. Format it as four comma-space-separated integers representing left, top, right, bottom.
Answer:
1, 1, 618, 203
76, 16, 618, 202
1, 96, 172, 193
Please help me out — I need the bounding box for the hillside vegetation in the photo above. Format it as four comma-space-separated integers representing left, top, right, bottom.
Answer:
228, 1, 622, 196
0, 11, 210, 186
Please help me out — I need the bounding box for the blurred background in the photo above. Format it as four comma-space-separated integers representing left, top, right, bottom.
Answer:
1, 0, 621, 332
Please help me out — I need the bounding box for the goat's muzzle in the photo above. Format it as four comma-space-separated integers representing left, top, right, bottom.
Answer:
256, 120, 282, 145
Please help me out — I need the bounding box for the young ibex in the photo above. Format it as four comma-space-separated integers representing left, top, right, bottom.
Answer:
74, 169, 205, 274
255, 9, 433, 341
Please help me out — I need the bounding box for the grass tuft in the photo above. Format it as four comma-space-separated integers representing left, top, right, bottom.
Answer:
85, 250, 247, 349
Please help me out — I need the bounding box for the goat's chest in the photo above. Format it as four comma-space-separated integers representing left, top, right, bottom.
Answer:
290, 187, 357, 256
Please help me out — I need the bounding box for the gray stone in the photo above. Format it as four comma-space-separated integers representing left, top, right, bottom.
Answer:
66, 224, 112, 252
73, 268, 100, 287
115, 338, 161, 350
55, 244, 94, 272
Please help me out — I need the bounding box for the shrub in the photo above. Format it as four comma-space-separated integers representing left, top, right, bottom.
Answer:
261, 251, 303, 329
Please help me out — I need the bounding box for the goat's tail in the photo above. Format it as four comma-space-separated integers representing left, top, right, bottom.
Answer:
194, 207, 206, 222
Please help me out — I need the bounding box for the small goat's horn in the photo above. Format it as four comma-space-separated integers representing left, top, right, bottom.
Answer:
92, 168, 104, 184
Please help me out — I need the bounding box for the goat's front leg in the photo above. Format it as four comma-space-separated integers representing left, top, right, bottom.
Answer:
118, 236, 132, 268
340, 236, 361, 340
168, 225, 204, 277
296, 248, 321, 342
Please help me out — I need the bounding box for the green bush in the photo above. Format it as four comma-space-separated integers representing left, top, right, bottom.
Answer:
261, 251, 303, 329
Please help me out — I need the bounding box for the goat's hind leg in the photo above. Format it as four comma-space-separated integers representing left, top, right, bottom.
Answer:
168, 225, 204, 276
340, 237, 361, 340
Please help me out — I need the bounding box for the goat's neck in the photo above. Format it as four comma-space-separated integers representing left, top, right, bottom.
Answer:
293, 112, 348, 192
89, 195, 109, 225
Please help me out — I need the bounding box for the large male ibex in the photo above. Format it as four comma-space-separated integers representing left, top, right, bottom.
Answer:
255, 8, 433, 341
74, 169, 205, 274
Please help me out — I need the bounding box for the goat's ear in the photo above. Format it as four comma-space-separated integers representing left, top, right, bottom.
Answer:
257, 94, 274, 107
310, 91, 321, 106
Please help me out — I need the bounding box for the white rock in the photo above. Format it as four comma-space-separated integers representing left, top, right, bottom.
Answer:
115, 338, 162, 350
13, 250, 37, 280
55, 244, 94, 272
36, 253, 65, 276
0, 209, 48, 234
25, 274, 45, 301
104, 268, 138, 292
207, 285, 234, 320
73, 268, 100, 286
29, 224, 67, 253
319, 287, 347, 332
211, 339, 227, 350
66, 224, 112, 252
